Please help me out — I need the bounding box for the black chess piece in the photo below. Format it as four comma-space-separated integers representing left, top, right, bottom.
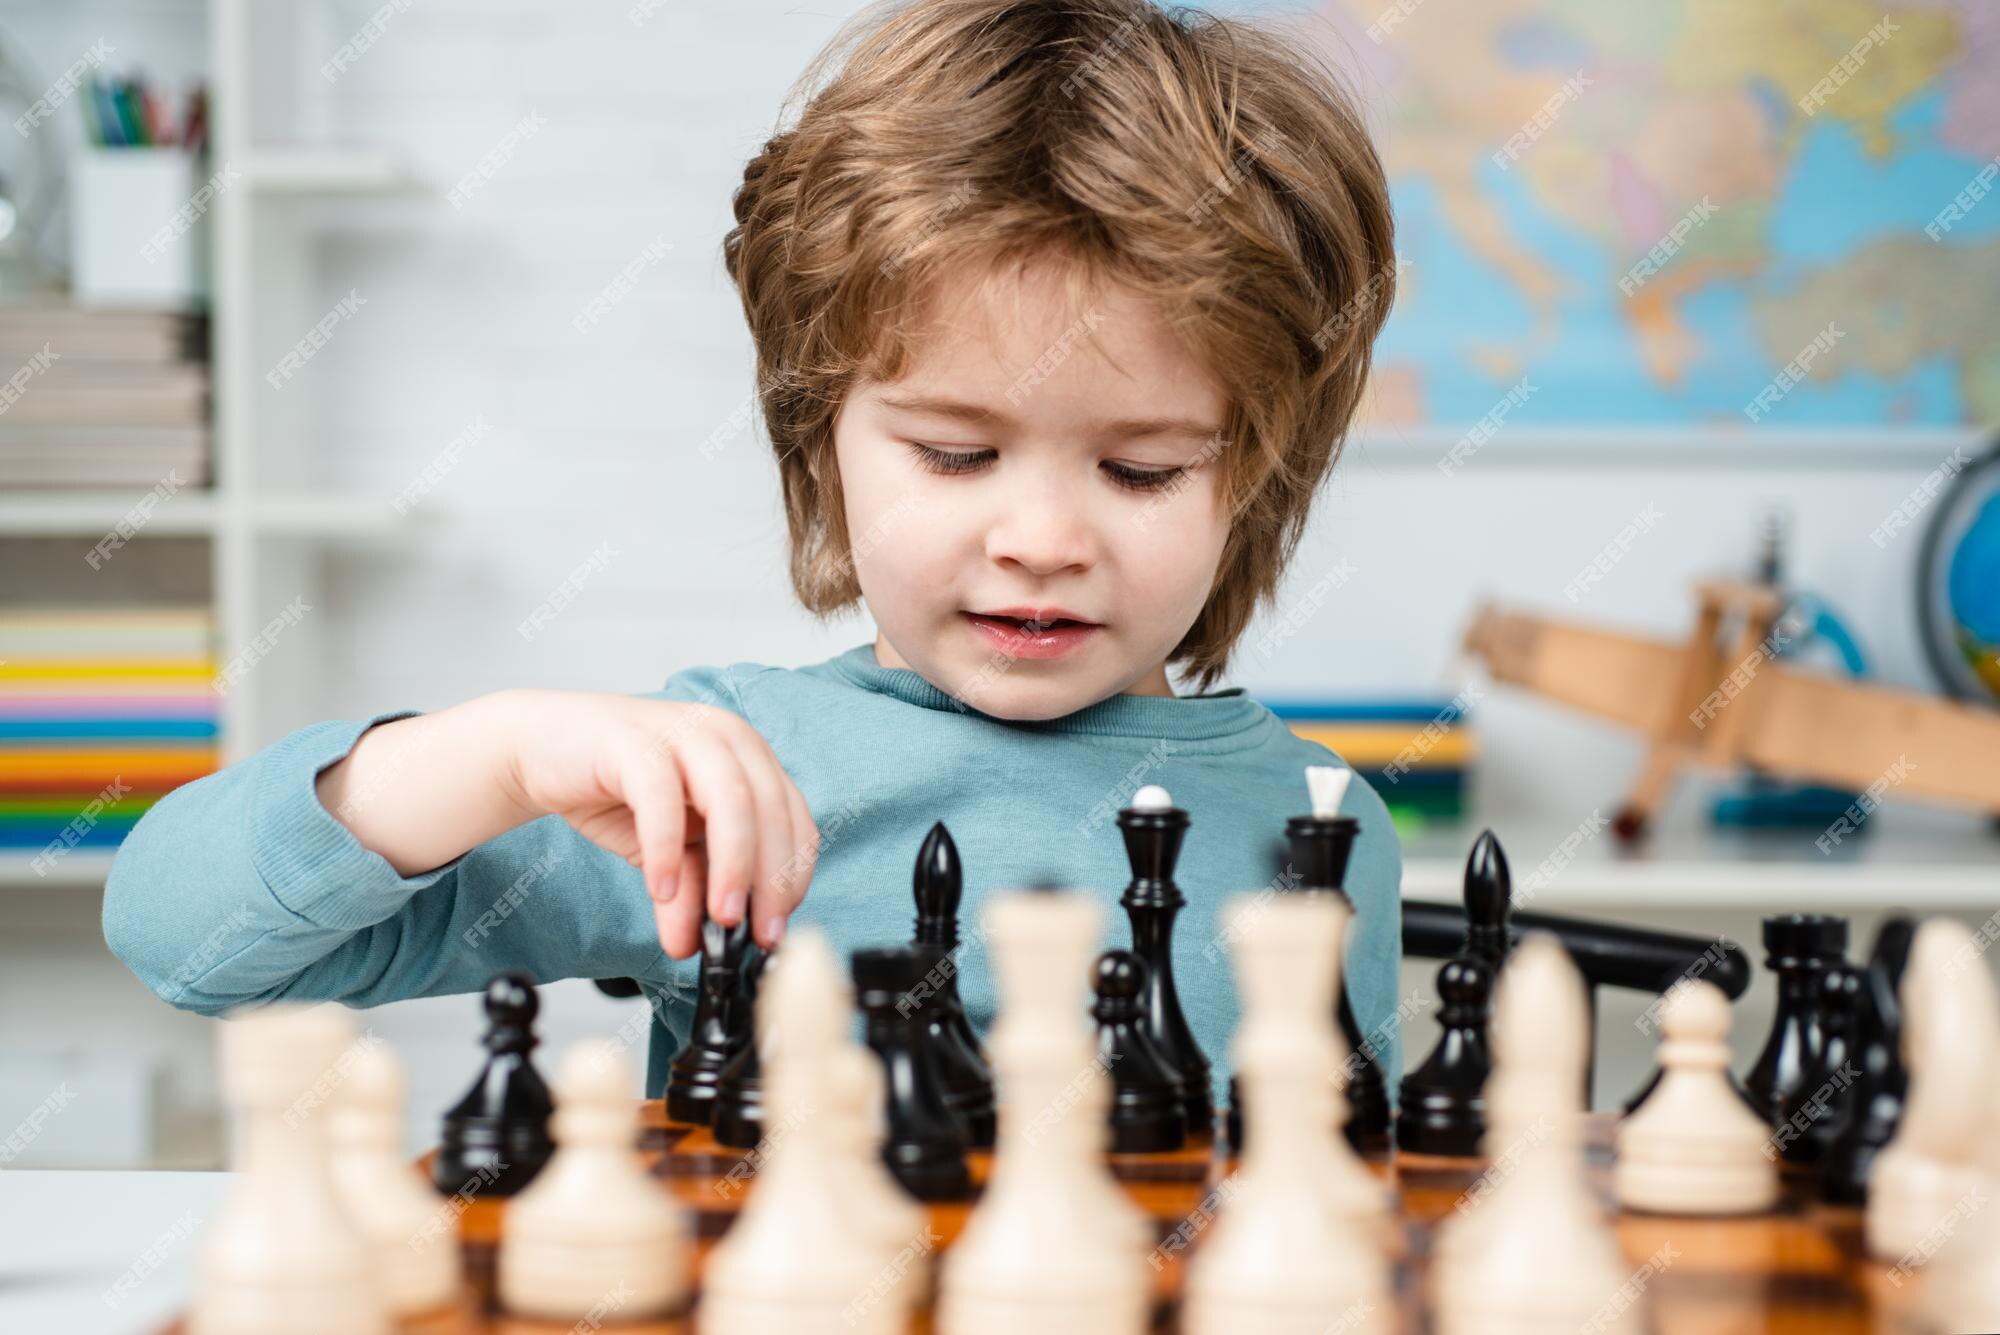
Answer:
1743, 913, 1848, 1127
436, 971, 556, 1196
1290, 805, 1390, 1153
1394, 830, 1510, 1157
1822, 917, 1917, 1204
909, 822, 997, 1149
1226, 804, 1388, 1155
710, 947, 769, 1150
1092, 950, 1188, 1154
1781, 961, 1864, 1167
664, 916, 756, 1125
852, 946, 973, 1201
1119, 797, 1213, 1140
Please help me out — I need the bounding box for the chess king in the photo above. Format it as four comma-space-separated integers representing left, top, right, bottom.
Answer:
102, 0, 1407, 1118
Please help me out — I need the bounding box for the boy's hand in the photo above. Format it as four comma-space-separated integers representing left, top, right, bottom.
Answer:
492, 689, 818, 957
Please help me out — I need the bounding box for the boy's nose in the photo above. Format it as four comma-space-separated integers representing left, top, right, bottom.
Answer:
982, 481, 1098, 578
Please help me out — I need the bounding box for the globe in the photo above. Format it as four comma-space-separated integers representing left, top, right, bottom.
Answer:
1921, 444, 2000, 706
1945, 487, 2000, 701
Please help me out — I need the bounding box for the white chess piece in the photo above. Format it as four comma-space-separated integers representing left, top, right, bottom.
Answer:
1917, 998, 2000, 1331
702, 931, 913, 1335
937, 891, 1150, 1335
189, 1005, 388, 1335
826, 1042, 932, 1312
498, 1039, 689, 1322
1433, 934, 1637, 1335
1869, 917, 2000, 1262
1615, 979, 1779, 1214
1182, 894, 1391, 1335
328, 1040, 460, 1316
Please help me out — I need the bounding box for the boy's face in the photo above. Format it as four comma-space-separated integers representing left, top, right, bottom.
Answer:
832, 258, 1231, 721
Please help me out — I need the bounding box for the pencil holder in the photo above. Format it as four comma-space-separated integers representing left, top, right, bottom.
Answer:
70, 147, 211, 308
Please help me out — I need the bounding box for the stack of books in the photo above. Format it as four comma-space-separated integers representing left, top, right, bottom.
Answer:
1261, 696, 1476, 835
0, 608, 219, 858
0, 301, 209, 488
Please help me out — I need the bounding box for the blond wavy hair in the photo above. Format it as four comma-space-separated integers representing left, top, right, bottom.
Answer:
723, 0, 1396, 691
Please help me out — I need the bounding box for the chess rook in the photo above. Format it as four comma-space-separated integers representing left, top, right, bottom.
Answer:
1118, 785, 1214, 1140
854, 945, 974, 1201
910, 822, 998, 1149
1783, 962, 1863, 1166
1742, 913, 1847, 1127
435, 972, 555, 1197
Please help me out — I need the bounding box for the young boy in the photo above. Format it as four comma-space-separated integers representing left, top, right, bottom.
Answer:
103, 0, 1403, 1103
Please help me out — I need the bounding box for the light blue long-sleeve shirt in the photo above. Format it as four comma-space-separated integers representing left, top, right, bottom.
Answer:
102, 643, 1404, 1101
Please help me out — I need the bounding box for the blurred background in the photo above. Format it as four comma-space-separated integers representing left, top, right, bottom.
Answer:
0, 0, 1995, 1176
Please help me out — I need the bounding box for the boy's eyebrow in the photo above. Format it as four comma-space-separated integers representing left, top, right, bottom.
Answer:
874, 392, 1222, 442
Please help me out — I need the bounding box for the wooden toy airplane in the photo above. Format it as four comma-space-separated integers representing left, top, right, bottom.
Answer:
1462, 580, 2000, 842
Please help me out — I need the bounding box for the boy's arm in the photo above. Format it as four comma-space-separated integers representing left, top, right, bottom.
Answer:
102, 708, 676, 1015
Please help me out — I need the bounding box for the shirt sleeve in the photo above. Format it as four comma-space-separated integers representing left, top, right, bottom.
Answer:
102, 664, 749, 1017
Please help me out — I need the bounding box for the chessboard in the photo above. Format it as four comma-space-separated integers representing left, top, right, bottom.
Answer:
160, 1102, 1899, 1334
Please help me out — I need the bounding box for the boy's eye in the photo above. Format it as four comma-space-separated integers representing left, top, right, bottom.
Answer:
906, 441, 1189, 494
1101, 460, 1188, 493
908, 442, 994, 475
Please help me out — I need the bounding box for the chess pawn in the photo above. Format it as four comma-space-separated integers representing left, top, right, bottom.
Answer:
1615, 980, 1779, 1214
189, 1005, 388, 1335
911, 821, 999, 1147
435, 972, 554, 1196
665, 916, 755, 1124
1867, 917, 1999, 1261
1182, 894, 1392, 1335
1092, 950, 1187, 1153
498, 1040, 690, 1321
702, 932, 912, 1335
327, 1041, 460, 1317
1433, 934, 1635, 1335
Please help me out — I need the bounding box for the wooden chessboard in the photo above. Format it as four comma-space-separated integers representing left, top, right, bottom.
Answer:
162, 1102, 1917, 1333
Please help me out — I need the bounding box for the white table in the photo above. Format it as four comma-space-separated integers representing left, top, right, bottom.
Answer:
0, 1170, 232, 1335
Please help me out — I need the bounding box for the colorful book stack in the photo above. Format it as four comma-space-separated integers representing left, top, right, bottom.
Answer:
0, 608, 219, 857
0, 301, 209, 488
1259, 696, 1475, 835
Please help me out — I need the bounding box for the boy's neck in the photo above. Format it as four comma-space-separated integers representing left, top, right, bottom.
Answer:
870, 634, 1177, 699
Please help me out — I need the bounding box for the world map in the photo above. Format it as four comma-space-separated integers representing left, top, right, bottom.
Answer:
1235, 0, 2000, 430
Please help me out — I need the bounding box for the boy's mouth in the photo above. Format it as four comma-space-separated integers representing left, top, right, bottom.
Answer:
961, 609, 1102, 660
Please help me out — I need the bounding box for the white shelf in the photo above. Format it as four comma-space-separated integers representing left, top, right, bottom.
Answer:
0, 490, 407, 538
241, 148, 413, 194
1400, 805, 2000, 911
0, 851, 118, 889
0, 491, 223, 536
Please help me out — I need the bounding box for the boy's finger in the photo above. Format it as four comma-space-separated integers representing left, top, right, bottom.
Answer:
779, 780, 819, 914
719, 736, 800, 949
675, 735, 757, 927
654, 844, 709, 959
619, 743, 687, 903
